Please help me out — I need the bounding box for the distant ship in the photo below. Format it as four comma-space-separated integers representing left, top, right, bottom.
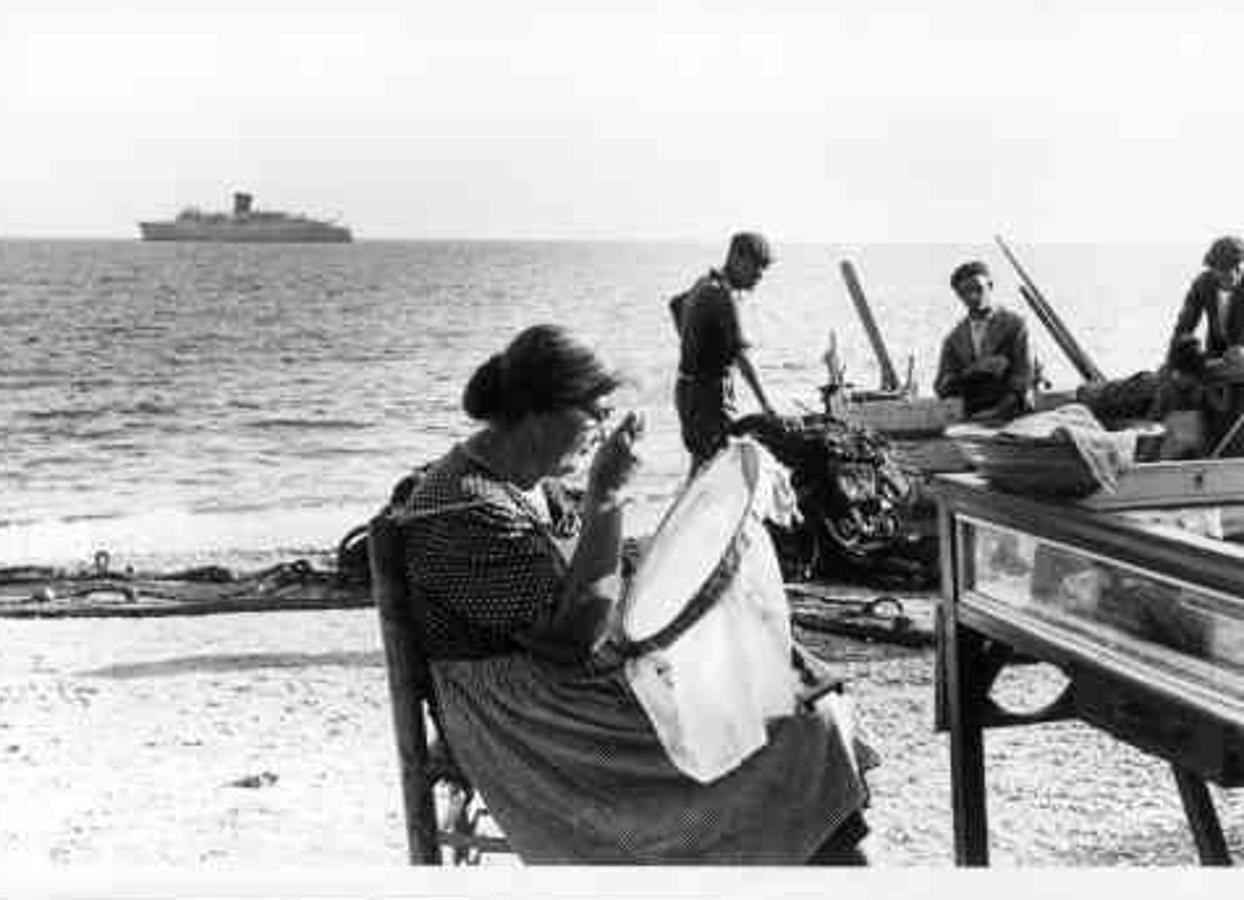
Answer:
138, 192, 353, 243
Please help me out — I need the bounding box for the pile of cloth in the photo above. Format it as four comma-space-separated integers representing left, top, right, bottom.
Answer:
949, 403, 1144, 498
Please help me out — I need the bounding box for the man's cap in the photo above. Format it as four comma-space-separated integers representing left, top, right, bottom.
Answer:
728, 232, 773, 268
1203, 235, 1244, 272
950, 260, 991, 289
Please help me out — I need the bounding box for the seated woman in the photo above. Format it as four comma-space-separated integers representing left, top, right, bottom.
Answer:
396, 323, 873, 864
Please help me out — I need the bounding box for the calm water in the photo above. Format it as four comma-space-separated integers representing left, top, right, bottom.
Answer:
0, 238, 1198, 569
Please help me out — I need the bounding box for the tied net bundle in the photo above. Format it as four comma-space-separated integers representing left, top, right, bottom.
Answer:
730, 413, 916, 577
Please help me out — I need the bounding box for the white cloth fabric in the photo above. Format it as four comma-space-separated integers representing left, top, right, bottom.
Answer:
624, 439, 805, 783
969, 311, 992, 358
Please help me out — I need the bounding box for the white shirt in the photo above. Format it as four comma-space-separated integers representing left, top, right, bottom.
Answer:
968, 309, 994, 358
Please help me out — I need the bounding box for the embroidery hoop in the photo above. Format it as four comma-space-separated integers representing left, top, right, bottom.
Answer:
615, 439, 761, 657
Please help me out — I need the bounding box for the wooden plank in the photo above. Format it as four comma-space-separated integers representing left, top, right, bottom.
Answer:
839, 259, 900, 391
1079, 459, 1244, 511
845, 396, 964, 436
891, 437, 973, 474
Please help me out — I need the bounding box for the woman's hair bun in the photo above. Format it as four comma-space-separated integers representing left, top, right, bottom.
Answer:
462, 353, 507, 420
462, 324, 622, 423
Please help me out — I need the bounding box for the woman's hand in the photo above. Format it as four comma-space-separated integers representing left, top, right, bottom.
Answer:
544, 410, 644, 655
586, 411, 644, 504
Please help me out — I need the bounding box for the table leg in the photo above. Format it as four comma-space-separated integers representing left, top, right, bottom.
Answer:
947, 624, 989, 865
1171, 764, 1232, 866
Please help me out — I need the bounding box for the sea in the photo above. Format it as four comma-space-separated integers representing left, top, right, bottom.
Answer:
0, 237, 1204, 573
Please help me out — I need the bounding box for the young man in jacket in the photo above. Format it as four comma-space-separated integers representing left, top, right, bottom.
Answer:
934, 260, 1033, 422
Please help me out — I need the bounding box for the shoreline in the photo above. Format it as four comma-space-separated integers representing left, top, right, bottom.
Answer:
2, 607, 1240, 866
0, 488, 679, 578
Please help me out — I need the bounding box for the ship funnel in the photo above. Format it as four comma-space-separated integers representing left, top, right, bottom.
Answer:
233, 192, 254, 215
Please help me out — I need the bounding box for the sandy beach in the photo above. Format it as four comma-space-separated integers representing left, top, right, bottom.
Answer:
2, 607, 1240, 868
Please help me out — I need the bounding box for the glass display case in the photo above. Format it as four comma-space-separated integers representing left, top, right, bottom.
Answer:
932, 469, 1244, 865
965, 518, 1244, 719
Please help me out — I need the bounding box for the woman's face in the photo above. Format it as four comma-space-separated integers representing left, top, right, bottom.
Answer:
533, 401, 610, 478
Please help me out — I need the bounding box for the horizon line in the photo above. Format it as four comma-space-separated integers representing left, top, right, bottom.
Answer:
0, 232, 1209, 247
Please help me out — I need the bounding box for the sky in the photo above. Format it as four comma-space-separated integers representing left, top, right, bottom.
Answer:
3, 0, 1243, 242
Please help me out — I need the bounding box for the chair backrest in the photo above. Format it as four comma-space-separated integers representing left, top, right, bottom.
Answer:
368, 511, 442, 864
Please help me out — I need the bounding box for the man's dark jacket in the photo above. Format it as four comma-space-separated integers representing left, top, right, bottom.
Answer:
934, 306, 1032, 417
1170, 270, 1244, 356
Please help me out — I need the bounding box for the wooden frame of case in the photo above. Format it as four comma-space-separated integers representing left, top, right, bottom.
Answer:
931, 471, 1244, 865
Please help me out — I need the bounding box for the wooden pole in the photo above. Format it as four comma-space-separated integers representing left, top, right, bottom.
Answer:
995, 235, 1107, 383
839, 259, 900, 391
1019, 284, 1095, 380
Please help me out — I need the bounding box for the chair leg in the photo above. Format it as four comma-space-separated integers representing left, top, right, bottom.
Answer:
807, 812, 870, 866
439, 784, 478, 865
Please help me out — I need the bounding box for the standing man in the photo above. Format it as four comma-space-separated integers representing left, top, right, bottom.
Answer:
670, 231, 776, 473
934, 260, 1033, 422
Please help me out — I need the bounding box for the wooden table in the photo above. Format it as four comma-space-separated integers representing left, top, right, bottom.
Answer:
931, 470, 1244, 865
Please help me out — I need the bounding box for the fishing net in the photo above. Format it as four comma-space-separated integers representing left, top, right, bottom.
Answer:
729, 413, 929, 585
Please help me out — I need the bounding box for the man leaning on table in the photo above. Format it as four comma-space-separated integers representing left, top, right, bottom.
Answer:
934, 260, 1033, 423
1162, 235, 1244, 454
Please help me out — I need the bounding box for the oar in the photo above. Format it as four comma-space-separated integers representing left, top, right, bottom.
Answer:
995, 235, 1107, 383
839, 260, 900, 391
1016, 282, 1090, 380
1018, 284, 1084, 373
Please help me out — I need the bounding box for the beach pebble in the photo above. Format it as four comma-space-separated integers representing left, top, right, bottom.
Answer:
226, 771, 280, 789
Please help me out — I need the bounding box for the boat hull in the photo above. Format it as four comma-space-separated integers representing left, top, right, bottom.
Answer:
138, 221, 353, 243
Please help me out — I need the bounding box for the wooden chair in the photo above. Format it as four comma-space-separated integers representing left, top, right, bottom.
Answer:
370, 507, 848, 864
368, 511, 512, 864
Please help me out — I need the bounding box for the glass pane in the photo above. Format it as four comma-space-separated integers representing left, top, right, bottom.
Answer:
961, 520, 1244, 690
